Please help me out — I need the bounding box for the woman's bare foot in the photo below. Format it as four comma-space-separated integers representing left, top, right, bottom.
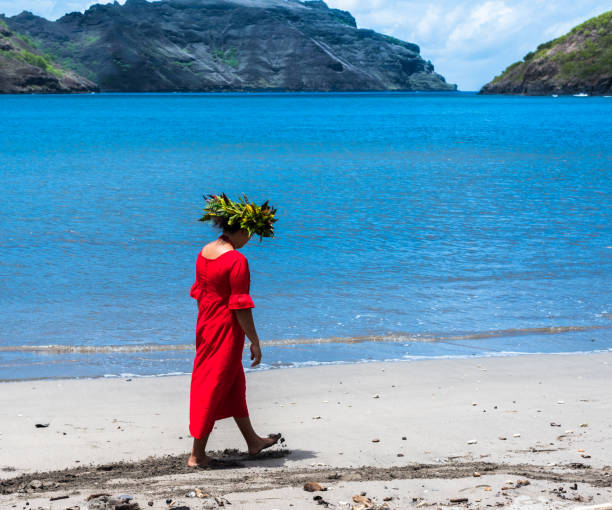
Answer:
187, 454, 212, 468
248, 433, 282, 456
189, 436, 211, 467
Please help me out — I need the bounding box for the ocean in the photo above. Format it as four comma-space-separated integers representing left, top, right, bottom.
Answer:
1, 92, 610, 381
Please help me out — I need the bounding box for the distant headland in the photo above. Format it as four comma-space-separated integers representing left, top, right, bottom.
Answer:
481, 10, 612, 96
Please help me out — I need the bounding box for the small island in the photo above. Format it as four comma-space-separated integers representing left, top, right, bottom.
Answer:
480, 10, 611, 95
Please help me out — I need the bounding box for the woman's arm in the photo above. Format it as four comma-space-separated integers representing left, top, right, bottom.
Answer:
233, 308, 262, 367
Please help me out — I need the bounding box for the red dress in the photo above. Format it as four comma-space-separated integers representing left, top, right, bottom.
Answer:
189, 249, 254, 439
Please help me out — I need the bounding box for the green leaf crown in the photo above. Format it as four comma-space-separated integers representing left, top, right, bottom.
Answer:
199, 193, 277, 239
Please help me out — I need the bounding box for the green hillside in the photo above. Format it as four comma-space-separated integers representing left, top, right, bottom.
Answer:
481, 10, 612, 95
0, 17, 97, 93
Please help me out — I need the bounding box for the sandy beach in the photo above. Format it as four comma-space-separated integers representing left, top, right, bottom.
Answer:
1, 352, 612, 509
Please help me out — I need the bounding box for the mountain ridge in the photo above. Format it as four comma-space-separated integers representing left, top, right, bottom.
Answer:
2, 0, 456, 93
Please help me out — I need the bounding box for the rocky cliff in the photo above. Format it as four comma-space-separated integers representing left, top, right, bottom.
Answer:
3, 0, 455, 93
481, 10, 612, 95
0, 19, 98, 93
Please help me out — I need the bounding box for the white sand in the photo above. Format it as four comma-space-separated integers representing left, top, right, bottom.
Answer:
1, 352, 612, 508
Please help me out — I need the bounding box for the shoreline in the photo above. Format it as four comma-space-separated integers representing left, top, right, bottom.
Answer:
2, 351, 612, 508
1, 345, 611, 384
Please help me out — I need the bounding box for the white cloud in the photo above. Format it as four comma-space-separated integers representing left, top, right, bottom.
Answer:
326, 0, 609, 90
0, 0, 609, 90
448, 1, 517, 45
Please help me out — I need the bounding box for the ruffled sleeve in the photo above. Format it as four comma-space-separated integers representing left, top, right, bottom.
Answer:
190, 253, 204, 301
190, 280, 204, 301
228, 255, 255, 310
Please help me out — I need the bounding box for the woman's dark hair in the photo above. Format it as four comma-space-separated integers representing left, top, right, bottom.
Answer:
212, 216, 243, 233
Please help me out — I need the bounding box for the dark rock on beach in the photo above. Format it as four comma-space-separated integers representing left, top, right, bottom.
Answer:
480, 10, 612, 95
3, 0, 455, 93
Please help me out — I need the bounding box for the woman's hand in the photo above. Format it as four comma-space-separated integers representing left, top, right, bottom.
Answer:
234, 309, 262, 367
250, 342, 262, 367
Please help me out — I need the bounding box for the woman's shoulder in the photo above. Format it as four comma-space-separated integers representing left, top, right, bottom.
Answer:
228, 250, 248, 263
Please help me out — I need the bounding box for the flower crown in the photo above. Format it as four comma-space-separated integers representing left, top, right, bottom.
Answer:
199, 193, 277, 239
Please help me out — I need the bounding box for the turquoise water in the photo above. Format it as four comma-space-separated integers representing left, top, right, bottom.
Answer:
0, 92, 611, 380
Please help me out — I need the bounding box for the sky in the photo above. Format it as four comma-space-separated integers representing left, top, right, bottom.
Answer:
0, 0, 609, 90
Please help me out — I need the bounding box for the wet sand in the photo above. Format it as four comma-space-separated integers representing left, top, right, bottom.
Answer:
1, 352, 612, 509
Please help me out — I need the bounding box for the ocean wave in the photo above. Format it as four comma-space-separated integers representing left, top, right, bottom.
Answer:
0, 324, 608, 354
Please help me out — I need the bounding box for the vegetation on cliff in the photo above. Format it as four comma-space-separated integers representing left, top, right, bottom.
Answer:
0, 18, 98, 93
481, 10, 612, 95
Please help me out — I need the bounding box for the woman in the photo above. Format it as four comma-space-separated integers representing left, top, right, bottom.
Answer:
188, 194, 279, 468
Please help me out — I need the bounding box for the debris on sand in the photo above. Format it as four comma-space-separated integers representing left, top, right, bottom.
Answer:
187, 488, 210, 498
86, 494, 140, 510
304, 482, 326, 492
87, 493, 111, 500
29, 479, 42, 489
350, 493, 391, 510
313, 494, 332, 507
